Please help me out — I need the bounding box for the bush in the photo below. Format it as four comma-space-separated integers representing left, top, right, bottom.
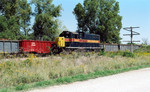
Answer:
98, 50, 105, 56
123, 51, 134, 57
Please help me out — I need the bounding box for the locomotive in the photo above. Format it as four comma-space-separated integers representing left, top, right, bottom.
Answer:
0, 31, 102, 55
55, 31, 101, 51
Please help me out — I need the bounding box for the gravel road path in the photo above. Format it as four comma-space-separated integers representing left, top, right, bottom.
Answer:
29, 68, 150, 92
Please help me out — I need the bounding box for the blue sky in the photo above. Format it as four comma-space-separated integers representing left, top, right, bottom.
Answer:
31, 0, 150, 44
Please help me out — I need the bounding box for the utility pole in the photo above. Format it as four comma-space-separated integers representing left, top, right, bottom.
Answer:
123, 27, 140, 53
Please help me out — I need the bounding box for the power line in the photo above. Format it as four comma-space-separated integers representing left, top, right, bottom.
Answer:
123, 26, 140, 53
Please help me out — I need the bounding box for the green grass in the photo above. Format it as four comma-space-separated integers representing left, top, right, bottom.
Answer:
0, 64, 150, 92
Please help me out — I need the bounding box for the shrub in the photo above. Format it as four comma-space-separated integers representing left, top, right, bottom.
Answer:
98, 50, 105, 56
123, 51, 134, 57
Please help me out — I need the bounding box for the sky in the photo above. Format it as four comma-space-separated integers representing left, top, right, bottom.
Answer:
31, 0, 150, 44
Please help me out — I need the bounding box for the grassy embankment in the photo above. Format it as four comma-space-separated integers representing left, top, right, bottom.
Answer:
0, 46, 150, 91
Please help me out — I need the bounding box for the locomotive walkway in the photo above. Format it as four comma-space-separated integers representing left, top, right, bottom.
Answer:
29, 68, 150, 92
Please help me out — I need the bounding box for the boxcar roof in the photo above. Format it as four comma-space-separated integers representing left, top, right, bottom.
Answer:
0, 40, 19, 42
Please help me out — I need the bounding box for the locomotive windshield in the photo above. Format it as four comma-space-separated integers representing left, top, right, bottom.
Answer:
59, 31, 71, 38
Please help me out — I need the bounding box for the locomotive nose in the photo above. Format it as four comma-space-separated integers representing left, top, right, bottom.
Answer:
55, 37, 65, 48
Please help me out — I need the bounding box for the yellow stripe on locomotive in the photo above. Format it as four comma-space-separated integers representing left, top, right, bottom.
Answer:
87, 40, 100, 43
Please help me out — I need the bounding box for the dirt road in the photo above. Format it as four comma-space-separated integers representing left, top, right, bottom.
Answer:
29, 68, 150, 92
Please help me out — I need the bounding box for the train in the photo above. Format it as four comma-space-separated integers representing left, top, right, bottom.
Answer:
0, 31, 102, 55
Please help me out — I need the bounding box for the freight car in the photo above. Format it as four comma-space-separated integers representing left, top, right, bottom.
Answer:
0, 40, 55, 56
0, 40, 19, 54
19, 40, 55, 54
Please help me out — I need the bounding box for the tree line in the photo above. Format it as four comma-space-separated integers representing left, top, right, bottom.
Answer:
0, 0, 62, 41
0, 0, 122, 43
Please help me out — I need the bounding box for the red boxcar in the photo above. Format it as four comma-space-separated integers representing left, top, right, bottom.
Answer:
19, 40, 55, 54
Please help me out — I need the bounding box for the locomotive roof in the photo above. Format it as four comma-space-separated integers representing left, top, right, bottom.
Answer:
63, 31, 78, 34
62, 31, 99, 36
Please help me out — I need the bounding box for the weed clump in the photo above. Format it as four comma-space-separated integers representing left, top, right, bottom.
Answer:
98, 50, 106, 56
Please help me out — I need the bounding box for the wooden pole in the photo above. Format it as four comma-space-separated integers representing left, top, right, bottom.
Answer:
123, 26, 140, 53
130, 27, 133, 53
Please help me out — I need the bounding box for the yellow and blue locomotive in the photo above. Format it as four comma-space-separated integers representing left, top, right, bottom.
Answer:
55, 31, 101, 51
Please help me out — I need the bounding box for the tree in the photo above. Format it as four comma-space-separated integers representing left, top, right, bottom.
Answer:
56, 20, 68, 35
18, 0, 32, 39
142, 38, 149, 45
0, 16, 7, 33
0, 16, 8, 39
31, 0, 62, 41
0, 16, 19, 40
0, 0, 32, 40
73, 0, 122, 43
0, 0, 20, 40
